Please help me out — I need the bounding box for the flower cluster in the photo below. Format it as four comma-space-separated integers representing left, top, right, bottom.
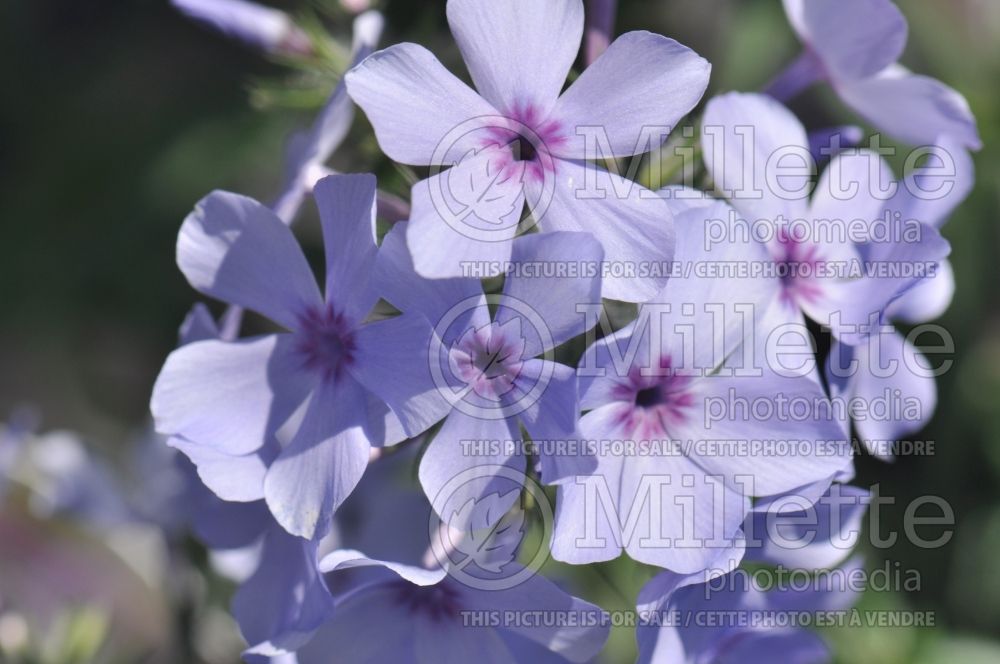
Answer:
152, 0, 978, 662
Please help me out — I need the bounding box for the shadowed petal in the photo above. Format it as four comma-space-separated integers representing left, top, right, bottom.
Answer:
151, 334, 315, 456
264, 379, 371, 539
455, 572, 610, 663
234, 523, 334, 656
314, 174, 379, 320
177, 191, 323, 331
374, 223, 490, 342
350, 312, 452, 439
495, 232, 603, 357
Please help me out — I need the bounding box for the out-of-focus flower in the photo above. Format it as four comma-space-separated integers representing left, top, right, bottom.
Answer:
346, 0, 711, 302
773, 0, 981, 150
884, 137, 974, 324
636, 486, 869, 663
273, 10, 386, 224
151, 175, 449, 540
340, 0, 371, 14
172, 0, 312, 56
824, 137, 973, 458
584, 0, 617, 65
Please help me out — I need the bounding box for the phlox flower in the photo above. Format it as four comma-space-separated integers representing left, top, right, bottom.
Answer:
151, 174, 448, 540
372, 224, 602, 527
551, 202, 853, 572
701, 92, 951, 345
345, 0, 711, 302
774, 0, 980, 150
295, 550, 609, 664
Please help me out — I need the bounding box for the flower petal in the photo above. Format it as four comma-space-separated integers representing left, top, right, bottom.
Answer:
151, 335, 315, 456
783, 0, 907, 80
374, 223, 490, 342
293, 583, 418, 664
456, 572, 610, 663
886, 258, 954, 323
702, 92, 811, 222
177, 191, 323, 330
532, 159, 674, 302
233, 523, 333, 656
345, 43, 499, 165
662, 200, 781, 372
551, 404, 748, 572
350, 312, 452, 439
821, 220, 950, 344
809, 150, 895, 232
406, 149, 523, 279
837, 65, 982, 150
515, 360, 592, 482
495, 231, 603, 357
418, 410, 523, 529
679, 371, 853, 497
837, 329, 936, 458
169, 436, 272, 502
550, 31, 710, 158
314, 174, 379, 320
745, 485, 870, 570
446, 0, 583, 117
893, 135, 975, 229
264, 379, 371, 539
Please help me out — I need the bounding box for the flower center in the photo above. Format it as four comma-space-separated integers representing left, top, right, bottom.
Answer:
480, 101, 565, 182
451, 321, 525, 401
295, 303, 356, 383
774, 227, 823, 306
390, 581, 460, 623
512, 134, 538, 163
614, 357, 695, 440
634, 385, 663, 408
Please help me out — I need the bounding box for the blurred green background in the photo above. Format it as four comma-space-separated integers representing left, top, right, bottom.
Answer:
1, 0, 998, 662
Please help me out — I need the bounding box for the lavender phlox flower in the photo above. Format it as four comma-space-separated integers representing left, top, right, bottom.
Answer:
702, 92, 951, 346
372, 223, 602, 529
550, 201, 853, 571
292, 549, 610, 664
152, 174, 449, 540
773, 0, 980, 150
346, 0, 712, 302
